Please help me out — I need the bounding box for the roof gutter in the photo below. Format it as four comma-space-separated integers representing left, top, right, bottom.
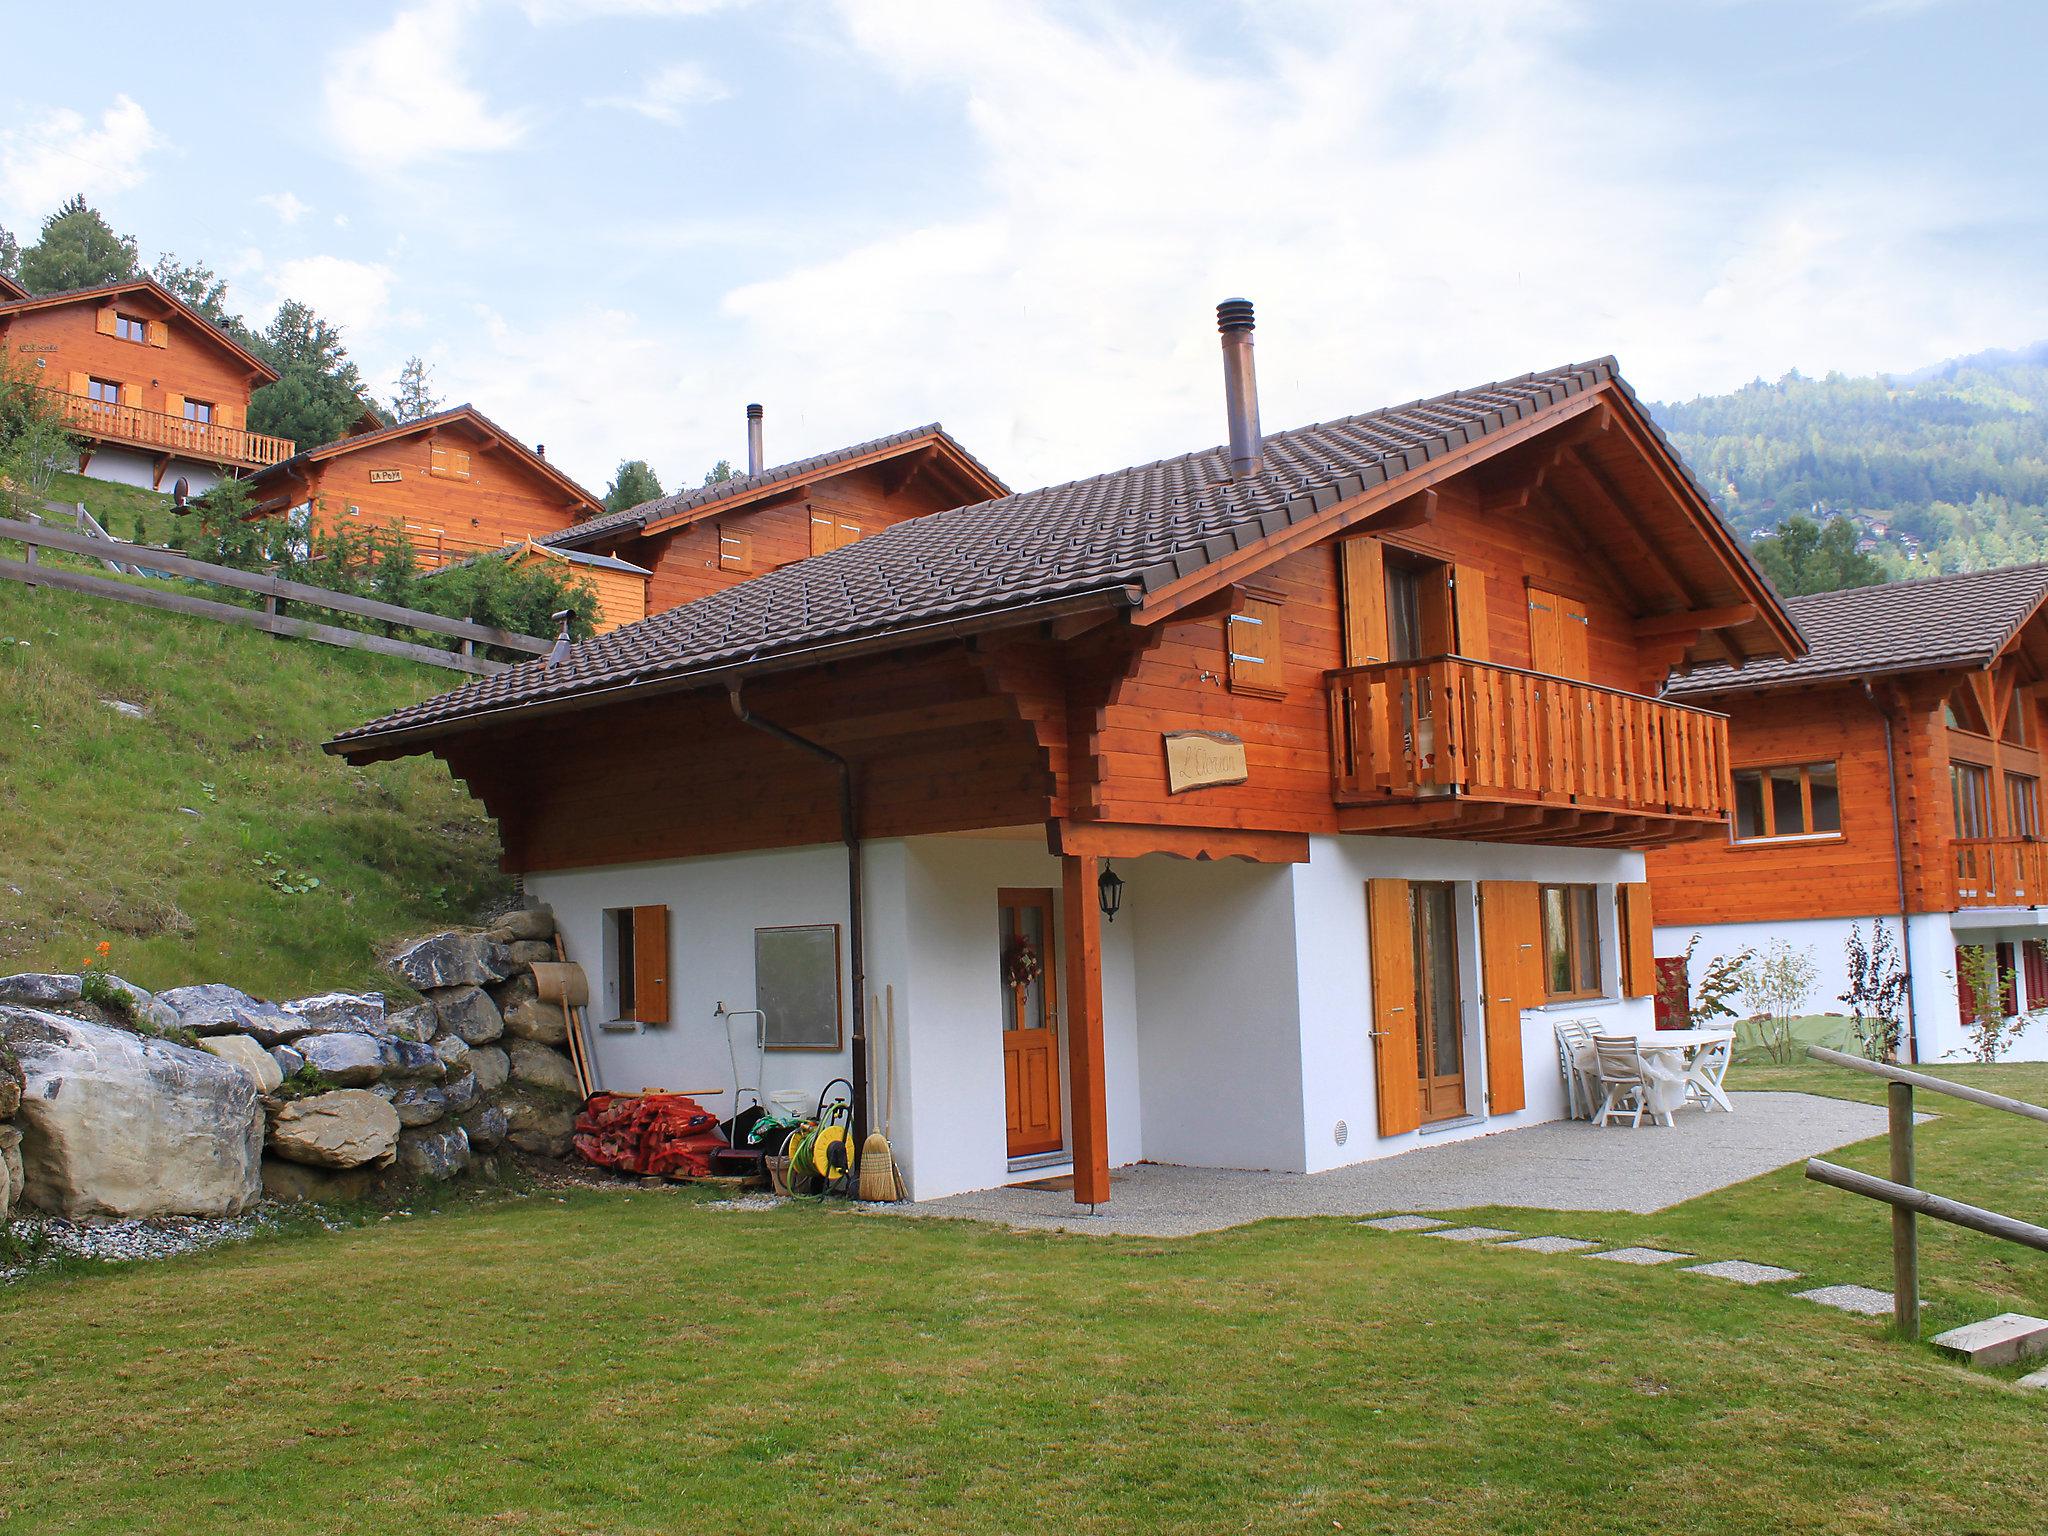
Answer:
326, 583, 1141, 762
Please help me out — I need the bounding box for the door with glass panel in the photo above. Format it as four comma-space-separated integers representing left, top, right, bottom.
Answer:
996, 889, 1063, 1158
1410, 881, 1466, 1122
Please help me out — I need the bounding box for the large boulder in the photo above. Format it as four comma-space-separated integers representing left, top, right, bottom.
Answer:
459, 1103, 509, 1151
499, 1090, 577, 1158
0, 1041, 21, 1119
98, 976, 180, 1034
431, 1033, 470, 1076
196, 1035, 284, 1094
430, 985, 503, 1045
294, 1032, 385, 1087
0, 1126, 22, 1214
468, 1046, 509, 1094
386, 1003, 437, 1043
267, 1090, 400, 1169
280, 992, 387, 1037
502, 997, 568, 1046
487, 906, 556, 943
504, 940, 556, 967
488, 972, 537, 1010
397, 1124, 471, 1181
0, 973, 82, 1008
390, 1082, 448, 1127
260, 1157, 375, 1204
0, 1005, 263, 1218
507, 1039, 580, 1096
390, 932, 513, 991
441, 1066, 479, 1115
155, 983, 300, 1042
379, 1037, 444, 1081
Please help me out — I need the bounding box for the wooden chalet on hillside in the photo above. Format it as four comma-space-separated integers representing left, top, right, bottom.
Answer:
244, 404, 604, 575
543, 409, 1008, 615
0, 273, 27, 303
331, 303, 1798, 1207
1648, 566, 2048, 1063
0, 276, 288, 491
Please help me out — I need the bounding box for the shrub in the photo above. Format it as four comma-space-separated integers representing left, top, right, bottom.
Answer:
1840, 921, 1908, 1063
1737, 938, 1817, 1064
1954, 943, 2026, 1063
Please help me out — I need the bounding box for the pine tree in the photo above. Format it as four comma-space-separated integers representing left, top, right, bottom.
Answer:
149, 253, 248, 340
246, 300, 378, 451
17, 197, 139, 293
701, 458, 738, 486
0, 223, 19, 281
388, 355, 443, 423
603, 459, 663, 513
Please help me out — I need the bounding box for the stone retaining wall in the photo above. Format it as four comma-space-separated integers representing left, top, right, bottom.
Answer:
0, 907, 582, 1218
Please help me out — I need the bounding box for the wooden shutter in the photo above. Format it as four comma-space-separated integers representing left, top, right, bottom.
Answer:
1619, 881, 1655, 998
147, 319, 168, 348
164, 392, 185, 422
453, 449, 472, 480
1530, 586, 1591, 679
718, 528, 753, 571
1366, 878, 1420, 1137
430, 443, 449, 478
631, 904, 669, 1024
95, 306, 117, 336
1226, 592, 1285, 698
810, 509, 834, 554
1339, 536, 1388, 666
1452, 564, 1489, 661
67, 370, 90, 397
216, 401, 244, 431
1477, 881, 1529, 1114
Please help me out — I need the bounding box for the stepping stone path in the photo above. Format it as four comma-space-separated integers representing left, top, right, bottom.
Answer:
1357, 1215, 1450, 1232
1931, 1314, 2048, 1369
1587, 1246, 1692, 1266
1794, 1284, 1897, 1317
1497, 1235, 1599, 1254
1683, 1259, 1803, 1285
1426, 1225, 1518, 1242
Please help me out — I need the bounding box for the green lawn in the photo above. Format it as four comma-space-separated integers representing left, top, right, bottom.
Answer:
3, 1062, 2045, 1535
0, 554, 509, 996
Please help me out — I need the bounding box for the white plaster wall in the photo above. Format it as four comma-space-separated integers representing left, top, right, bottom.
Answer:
1300, 835, 1652, 1171
1654, 914, 1867, 1036
1127, 857, 1307, 1172
73, 446, 221, 495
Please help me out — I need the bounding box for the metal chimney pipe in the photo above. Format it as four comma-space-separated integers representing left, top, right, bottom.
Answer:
745, 403, 765, 476
1216, 298, 1263, 479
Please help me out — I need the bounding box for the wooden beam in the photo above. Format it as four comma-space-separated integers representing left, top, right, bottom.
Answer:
1061, 853, 1111, 1207
1371, 488, 1438, 534
1633, 603, 1757, 638
1560, 444, 1700, 606
1516, 481, 1638, 610
1049, 819, 1309, 864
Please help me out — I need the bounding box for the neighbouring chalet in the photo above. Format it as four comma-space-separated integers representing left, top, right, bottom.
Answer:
0, 273, 27, 303
0, 276, 288, 492
1649, 566, 2048, 1064
543, 407, 1008, 615
244, 405, 604, 573
497, 538, 654, 635
329, 303, 1799, 1207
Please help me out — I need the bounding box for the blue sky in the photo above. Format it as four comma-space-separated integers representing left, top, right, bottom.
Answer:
3, 0, 2041, 495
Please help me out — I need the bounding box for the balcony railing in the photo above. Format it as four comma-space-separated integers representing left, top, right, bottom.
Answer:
1952, 837, 2048, 908
43, 389, 294, 469
1328, 655, 1731, 820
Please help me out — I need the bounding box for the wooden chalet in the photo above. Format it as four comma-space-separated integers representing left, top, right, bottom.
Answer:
331, 304, 1799, 1207
0, 276, 288, 490
244, 405, 604, 572
544, 408, 1008, 615
0, 273, 27, 303
1648, 565, 2048, 1063
497, 538, 651, 635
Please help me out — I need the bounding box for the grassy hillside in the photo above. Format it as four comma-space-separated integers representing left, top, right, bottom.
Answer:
0, 530, 511, 998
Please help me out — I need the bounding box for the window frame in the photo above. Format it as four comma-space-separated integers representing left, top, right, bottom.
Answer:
183, 398, 215, 424
2008, 771, 2041, 840
114, 311, 148, 344
86, 376, 121, 406
1952, 760, 1993, 840
1539, 882, 1603, 1002
1730, 761, 1842, 843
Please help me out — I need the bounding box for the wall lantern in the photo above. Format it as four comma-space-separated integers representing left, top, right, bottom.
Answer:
1097, 861, 1125, 923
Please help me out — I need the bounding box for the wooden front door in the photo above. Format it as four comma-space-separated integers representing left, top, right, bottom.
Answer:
1411, 881, 1467, 1123
1528, 585, 1591, 679
998, 889, 1063, 1158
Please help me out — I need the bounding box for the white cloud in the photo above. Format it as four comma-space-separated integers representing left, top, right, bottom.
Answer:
268, 255, 396, 338
592, 61, 731, 126
258, 191, 311, 225
518, 0, 745, 20
323, 0, 526, 170
0, 94, 163, 223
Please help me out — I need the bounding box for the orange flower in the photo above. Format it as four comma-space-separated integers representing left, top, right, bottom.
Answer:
81, 956, 93, 968
96, 941, 111, 956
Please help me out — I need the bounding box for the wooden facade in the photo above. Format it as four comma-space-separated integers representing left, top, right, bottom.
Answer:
501, 540, 649, 635
245, 406, 602, 572
0, 278, 285, 480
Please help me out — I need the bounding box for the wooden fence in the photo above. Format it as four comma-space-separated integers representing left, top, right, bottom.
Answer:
0, 513, 550, 676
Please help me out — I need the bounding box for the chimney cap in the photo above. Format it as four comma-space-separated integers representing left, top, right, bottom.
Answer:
745, 402, 764, 419
1216, 298, 1255, 334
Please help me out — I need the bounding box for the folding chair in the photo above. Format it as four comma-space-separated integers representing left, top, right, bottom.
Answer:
1590, 1034, 1657, 1128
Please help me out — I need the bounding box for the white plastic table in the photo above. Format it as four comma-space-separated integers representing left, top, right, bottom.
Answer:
1571, 1028, 1736, 1119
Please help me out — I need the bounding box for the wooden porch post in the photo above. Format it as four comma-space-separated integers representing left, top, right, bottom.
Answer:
1062, 852, 1111, 1207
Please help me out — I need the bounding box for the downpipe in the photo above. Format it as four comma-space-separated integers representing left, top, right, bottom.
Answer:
1863, 678, 1919, 1063
727, 681, 868, 1143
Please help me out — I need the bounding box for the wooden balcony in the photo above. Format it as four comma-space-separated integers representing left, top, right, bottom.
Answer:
1328, 656, 1731, 844
1952, 837, 2048, 909
44, 389, 294, 471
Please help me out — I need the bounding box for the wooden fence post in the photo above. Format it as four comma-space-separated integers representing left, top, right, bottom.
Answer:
1889, 1080, 1919, 1339
23, 512, 40, 589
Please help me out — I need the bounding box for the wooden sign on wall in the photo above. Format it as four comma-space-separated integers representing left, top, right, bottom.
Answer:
1164, 730, 1249, 794
369, 469, 403, 483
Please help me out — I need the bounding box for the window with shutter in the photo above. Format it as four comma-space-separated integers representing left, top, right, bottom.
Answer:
1366, 877, 1420, 1137
718, 529, 753, 571
147, 319, 169, 348
1338, 536, 1389, 666
1619, 882, 1655, 998
1226, 590, 1285, 698
94, 306, 117, 337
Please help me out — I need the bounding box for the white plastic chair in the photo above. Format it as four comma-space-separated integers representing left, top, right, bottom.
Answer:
1554, 1019, 1596, 1119
1590, 1034, 1658, 1128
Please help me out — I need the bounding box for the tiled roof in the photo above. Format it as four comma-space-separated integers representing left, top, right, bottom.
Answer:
1667, 564, 2048, 696
543, 423, 1006, 548
331, 359, 1662, 754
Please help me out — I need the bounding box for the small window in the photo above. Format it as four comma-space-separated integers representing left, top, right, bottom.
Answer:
809, 511, 862, 555
1952, 762, 1992, 840
718, 528, 753, 572
2009, 773, 2040, 840
183, 398, 214, 424
603, 904, 669, 1025
87, 377, 121, 405
1731, 762, 1840, 841
755, 924, 842, 1050
1541, 884, 1602, 1000
1226, 590, 1285, 698
1945, 687, 1990, 736
114, 312, 148, 343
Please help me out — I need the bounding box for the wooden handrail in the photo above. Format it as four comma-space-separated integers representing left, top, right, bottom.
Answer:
39, 388, 294, 468
1804, 1044, 2048, 1124
1950, 835, 2048, 908
1804, 1160, 2048, 1255
1327, 654, 1731, 721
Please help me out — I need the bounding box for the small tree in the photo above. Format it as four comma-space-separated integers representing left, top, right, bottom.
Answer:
150, 253, 250, 341
1737, 938, 1817, 1064
701, 458, 738, 486
1688, 937, 1752, 1030
1953, 944, 2026, 1063
388, 356, 443, 423
604, 458, 664, 513
174, 476, 281, 570
1840, 921, 1908, 1062
0, 356, 77, 515
17, 196, 139, 293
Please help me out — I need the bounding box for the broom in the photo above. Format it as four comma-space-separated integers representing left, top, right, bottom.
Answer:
858, 987, 899, 1201
887, 988, 907, 1201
